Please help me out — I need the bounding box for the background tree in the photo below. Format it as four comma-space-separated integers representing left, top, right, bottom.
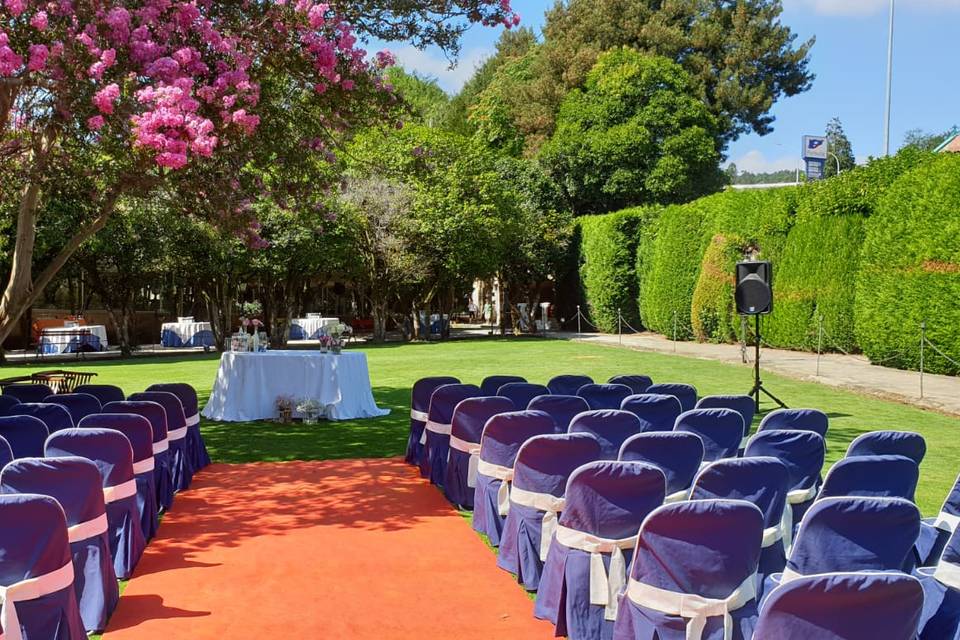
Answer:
902, 127, 957, 152
538, 49, 723, 215
824, 117, 856, 178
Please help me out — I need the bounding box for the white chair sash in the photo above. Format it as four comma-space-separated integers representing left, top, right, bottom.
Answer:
761, 524, 783, 548
410, 409, 429, 423
132, 458, 155, 475
103, 479, 137, 504
476, 459, 513, 516
664, 489, 690, 504
934, 560, 960, 591
67, 513, 109, 544
781, 484, 818, 553
168, 426, 188, 441
555, 524, 637, 621
185, 412, 200, 427
625, 574, 756, 640
0, 561, 75, 640
932, 511, 960, 534
448, 435, 481, 488
419, 420, 451, 445
152, 438, 169, 455
509, 486, 566, 561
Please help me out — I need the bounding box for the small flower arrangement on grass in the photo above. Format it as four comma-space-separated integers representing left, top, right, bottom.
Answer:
276, 395, 295, 423
296, 398, 322, 424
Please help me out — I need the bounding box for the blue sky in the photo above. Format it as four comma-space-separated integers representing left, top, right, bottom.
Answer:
371, 0, 960, 173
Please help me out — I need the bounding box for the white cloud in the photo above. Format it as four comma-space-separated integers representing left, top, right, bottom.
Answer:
789, 0, 960, 17
387, 46, 493, 95
729, 150, 802, 174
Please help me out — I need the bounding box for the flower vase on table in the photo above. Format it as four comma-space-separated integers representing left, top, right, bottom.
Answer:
318, 335, 332, 354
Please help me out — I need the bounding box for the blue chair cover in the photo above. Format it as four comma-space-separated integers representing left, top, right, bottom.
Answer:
45, 428, 146, 580
570, 410, 644, 460
758, 408, 829, 437
528, 395, 590, 432
9, 402, 74, 433
645, 383, 697, 412
847, 430, 926, 465
473, 410, 557, 546
0, 457, 119, 632
612, 500, 763, 640
480, 375, 526, 397
819, 455, 919, 502
0, 434, 12, 467
745, 430, 826, 532
80, 413, 159, 541
498, 433, 602, 591
147, 383, 211, 470
620, 394, 683, 433
548, 375, 594, 396
443, 396, 515, 508
0, 394, 21, 414
73, 384, 125, 406
0, 415, 49, 458
44, 393, 102, 425
608, 375, 653, 395
420, 383, 481, 484
691, 457, 790, 599
102, 400, 174, 512
536, 461, 666, 640
0, 494, 86, 640
674, 408, 745, 463
404, 376, 459, 465
916, 472, 960, 568
696, 395, 756, 440
618, 432, 704, 499
765, 496, 920, 606
129, 391, 192, 492
915, 522, 960, 638
579, 384, 634, 411
756, 572, 923, 640
497, 382, 551, 411
3, 383, 54, 404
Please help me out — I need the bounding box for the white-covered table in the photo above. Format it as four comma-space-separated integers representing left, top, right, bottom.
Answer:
290, 317, 340, 340
39, 325, 108, 354
201, 351, 389, 422
161, 321, 214, 347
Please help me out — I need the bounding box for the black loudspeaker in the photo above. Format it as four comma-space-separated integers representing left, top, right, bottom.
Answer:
735, 261, 772, 315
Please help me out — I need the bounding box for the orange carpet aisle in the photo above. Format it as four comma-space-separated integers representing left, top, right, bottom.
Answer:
103, 458, 556, 639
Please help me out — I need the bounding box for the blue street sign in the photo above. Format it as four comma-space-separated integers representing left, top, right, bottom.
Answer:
805, 158, 826, 181
803, 135, 828, 160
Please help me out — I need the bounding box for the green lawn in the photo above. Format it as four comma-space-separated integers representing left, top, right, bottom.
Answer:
3, 337, 958, 514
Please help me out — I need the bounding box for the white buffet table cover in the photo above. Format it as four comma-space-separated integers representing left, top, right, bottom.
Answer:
201, 351, 389, 422
290, 317, 340, 339
41, 325, 108, 353
161, 321, 212, 343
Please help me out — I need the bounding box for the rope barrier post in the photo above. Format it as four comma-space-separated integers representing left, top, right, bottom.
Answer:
816, 314, 823, 377
618, 308, 622, 345
576, 305, 582, 336
920, 321, 926, 399
672, 310, 678, 352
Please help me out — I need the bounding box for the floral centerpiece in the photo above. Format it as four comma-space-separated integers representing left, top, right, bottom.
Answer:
296, 398, 322, 424
328, 322, 350, 354
238, 301, 268, 352
276, 395, 295, 423
318, 334, 333, 354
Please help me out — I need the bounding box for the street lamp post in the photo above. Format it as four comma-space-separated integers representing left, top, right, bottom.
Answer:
883, 0, 895, 156
828, 152, 842, 176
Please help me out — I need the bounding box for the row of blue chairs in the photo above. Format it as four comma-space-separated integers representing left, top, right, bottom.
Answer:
0, 381, 210, 638
403, 373, 948, 639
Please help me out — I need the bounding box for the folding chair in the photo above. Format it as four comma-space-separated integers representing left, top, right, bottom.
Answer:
758, 408, 829, 438
0, 457, 119, 632
0, 415, 50, 458
0, 493, 86, 640
528, 395, 590, 432
8, 402, 74, 433
915, 523, 960, 638
0, 434, 12, 467
578, 383, 634, 411
818, 455, 918, 502
0, 394, 21, 414
404, 376, 459, 465
696, 395, 756, 447
419, 383, 481, 484
547, 375, 594, 396
147, 382, 211, 470
619, 431, 704, 502
674, 408, 745, 463
535, 461, 665, 640
73, 384, 125, 407
480, 375, 526, 397
645, 382, 698, 412
44, 393, 102, 425
608, 375, 653, 395
569, 410, 644, 459
3, 382, 55, 404
443, 396, 515, 508
846, 430, 926, 466
102, 400, 174, 512
620, 394, 683, 433
498, 433, 601, 590
497, 382, 551, 411
472, 410, 557, 546
129, 391, 193, 492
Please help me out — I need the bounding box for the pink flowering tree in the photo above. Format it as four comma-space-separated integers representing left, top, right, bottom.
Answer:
0, 0, 518, 347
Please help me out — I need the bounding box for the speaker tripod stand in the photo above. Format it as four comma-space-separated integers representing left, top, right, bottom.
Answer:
747, 314, 787, 412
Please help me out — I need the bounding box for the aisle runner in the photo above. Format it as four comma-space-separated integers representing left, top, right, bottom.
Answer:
104, 459, 554, 639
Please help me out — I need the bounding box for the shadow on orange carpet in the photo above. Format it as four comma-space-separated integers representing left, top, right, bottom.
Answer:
103, 458, 556, 639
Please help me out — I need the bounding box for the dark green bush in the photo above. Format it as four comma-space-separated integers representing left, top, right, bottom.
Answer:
579, 207, 658, 332
855, 153, 960, 374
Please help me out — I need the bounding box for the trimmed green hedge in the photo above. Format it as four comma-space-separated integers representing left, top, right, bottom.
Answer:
689, 189, 796, 343
578, 207, 657, 332
855, 153, 960, 374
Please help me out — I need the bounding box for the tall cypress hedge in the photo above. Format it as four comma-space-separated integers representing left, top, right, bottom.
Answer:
855, 154, 960, 374
578, 207, 657, 332
689, 188, 796, 343
639, 197, 716, 338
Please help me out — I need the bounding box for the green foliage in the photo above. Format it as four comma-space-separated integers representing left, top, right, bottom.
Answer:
578, 207, 657, 332
824, 117, 856, 178
855, 154, 960, 374
386, 68, 450, 126
539, 49, 722, 215
469, 50, 538, 157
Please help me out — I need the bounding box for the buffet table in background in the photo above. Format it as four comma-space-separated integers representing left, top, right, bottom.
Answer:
201, 351, 389, 422
289, 316, 340, 340
161, 320, 215, 347
39, 325, 108, 354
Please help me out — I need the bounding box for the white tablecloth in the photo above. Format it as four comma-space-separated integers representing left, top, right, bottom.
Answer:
290, 317, 340, 340
161, 321, 213, 347
201, 351, 389, 422
40, 325, 108, 353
